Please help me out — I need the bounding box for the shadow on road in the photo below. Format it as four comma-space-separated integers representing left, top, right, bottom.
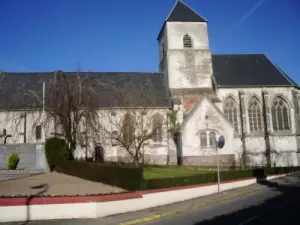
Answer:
194, 175, 300, 225
21, 183, 49, 225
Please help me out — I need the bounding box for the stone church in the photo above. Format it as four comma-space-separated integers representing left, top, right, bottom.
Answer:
1, 0, 299, 168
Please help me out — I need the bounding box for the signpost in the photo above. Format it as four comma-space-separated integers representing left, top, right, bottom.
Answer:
216, 135, 225, 193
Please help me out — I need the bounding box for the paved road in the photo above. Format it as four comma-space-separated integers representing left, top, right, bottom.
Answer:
148, 175, 300, 225
3, 174, 300, 225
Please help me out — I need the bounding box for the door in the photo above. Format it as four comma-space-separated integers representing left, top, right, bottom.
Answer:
95, 146, 104, 162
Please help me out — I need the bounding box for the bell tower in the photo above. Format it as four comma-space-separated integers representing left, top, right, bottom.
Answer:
158, 0, 213, 98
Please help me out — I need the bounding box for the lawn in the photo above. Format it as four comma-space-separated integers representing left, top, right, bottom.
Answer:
143, 167, 213, 180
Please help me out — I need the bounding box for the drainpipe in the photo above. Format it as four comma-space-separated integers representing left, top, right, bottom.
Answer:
238, 91, 247, 168
262, 90, 271, 167
20, 113, 27, 143
42, 81, 46, 142
166, 109, 170, 165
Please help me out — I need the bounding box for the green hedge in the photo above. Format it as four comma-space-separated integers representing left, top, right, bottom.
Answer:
45, 137, 71, 171
7, 153, 20, 170
265, 166, 300, 176
54, 160, 300, 191
55, 160, 143, 191
143, 169, 255, 190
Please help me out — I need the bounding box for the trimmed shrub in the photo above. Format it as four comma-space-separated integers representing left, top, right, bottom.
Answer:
55, 160, 143, 191
7, 153, 20, 170
53, 162, 300, 191
45, 137, 71, 171
265, 166, 300, 176
143, 169, 255, 190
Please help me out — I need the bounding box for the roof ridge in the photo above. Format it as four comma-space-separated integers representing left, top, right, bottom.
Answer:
165, 0, 179, 22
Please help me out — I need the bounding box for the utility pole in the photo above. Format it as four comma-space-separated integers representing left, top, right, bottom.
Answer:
42, 81, 46, 142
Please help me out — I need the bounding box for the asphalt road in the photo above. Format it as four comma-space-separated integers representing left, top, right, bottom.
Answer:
3, 174, 300, 225
147, 175, 300, 225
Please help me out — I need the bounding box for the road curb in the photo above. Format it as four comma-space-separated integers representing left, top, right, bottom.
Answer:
118, 188, 261, 225
0, 172, 297, 222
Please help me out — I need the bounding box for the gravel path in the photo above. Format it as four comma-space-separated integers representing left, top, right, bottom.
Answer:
0, 172, 125, 196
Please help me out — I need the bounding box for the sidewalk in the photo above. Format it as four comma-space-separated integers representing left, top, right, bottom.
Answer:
0, 172, 124, 196
2, 177, 277, 225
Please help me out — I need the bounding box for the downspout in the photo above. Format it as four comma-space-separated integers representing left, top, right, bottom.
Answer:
262, 91, 271, 167
238, 91, 247, 168
166, 109, 170, 165
85, 118, 88, 161
23, 113, 27, 143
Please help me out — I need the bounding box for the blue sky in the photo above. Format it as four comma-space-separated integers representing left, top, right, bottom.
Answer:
1, 0, 300, 83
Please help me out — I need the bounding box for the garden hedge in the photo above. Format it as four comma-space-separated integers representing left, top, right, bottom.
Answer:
54, 160, 300, 191
55, 160, 143, 191
142, 169, 255, 190
7, 153, 20, 170
45, 137, 71, 171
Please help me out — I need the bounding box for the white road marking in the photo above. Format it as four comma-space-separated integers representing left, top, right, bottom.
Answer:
238, 215, 259, 225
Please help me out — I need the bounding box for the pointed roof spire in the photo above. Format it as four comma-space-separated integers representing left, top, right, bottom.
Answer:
157, 1, 207, 40
166, 0, 207, 22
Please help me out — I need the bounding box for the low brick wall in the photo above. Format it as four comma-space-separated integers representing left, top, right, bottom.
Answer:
0, 143, 47, 171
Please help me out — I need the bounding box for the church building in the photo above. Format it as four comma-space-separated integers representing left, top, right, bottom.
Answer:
1, 1, 299, 168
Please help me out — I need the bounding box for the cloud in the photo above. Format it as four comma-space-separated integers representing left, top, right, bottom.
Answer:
226, 0, 267, 34
238, 0, 266, 25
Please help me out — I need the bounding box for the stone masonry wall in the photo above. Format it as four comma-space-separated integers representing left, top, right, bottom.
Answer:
0, 143, 47, 170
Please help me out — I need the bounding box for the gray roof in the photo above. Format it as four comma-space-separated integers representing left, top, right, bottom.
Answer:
158, 1, 207, 40
212, 54, 299, 88
0, 72, 172, 110
167, 1, 207, 23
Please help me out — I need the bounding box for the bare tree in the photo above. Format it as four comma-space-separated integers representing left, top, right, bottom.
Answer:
100, 90, 166, 165
23, 70, 103, 156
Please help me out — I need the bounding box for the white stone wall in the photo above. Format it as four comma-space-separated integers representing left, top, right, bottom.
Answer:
166, 22, 210, 50
215, 86, 300, 167
0, 108, 170, 165
95, 108, 170, 164
0, 111, 51, 144
161, 22, 213, 90
181, 97, 235, 157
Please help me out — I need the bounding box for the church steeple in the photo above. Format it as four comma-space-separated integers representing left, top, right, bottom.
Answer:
157, 0, 213, 93
166, 0, 207, 22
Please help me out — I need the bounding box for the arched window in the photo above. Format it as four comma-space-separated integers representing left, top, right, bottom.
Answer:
224, 97, 239, 132
122, 114, 134, 145
200, 132, 207, 147
209, 132, 216, 147
183, 34, 192, 48
248, 97, 263, 132
271, 97, 291, 131
152, 114, 163, 142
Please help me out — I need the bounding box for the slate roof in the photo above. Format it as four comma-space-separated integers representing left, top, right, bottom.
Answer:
0, 72, 172, 110
157, 1, 207, 40
167, 1, 207, 23
212, 54, 299, 88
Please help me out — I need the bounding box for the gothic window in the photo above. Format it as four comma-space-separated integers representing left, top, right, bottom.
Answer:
224, 97, 239, 132
152, 114, 163, 142
200, 132, 207, 147
248, 97, 263, 132
209, 132, 216, 147
183, 34, 192, 48
271, 97, 291, 131
122, 114, 134, 145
